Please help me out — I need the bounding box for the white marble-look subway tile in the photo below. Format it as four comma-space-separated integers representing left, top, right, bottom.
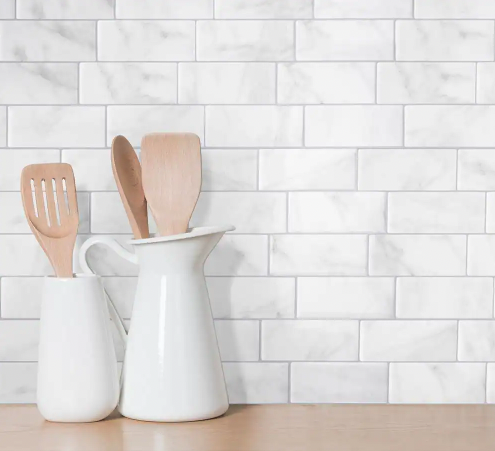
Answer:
397, 278, 493, 319
477, 64, 495, 104
215, 0, 312, 18
202, 150, 257, 191
1, 278, 44, 319
0, 276, 136, 320
0, 0, 14, 18
415, 0, 495, 18
305, 106, 403, 147
0, 63, 77, 104
0, 363, 37, 403
0, 321, 39, 361
179, 63, 275, 104
468, 236, 495, 276
80, 63, 177, 105
485, 194, 495, 232
117, 0, 213, 18
98, 21, 195, 61
0, 108, 5, 147
223, 362, 289, 403
377, 63, 475, 104
3, 190, 83, 234
271, 235, 368, 276
9, 106, 105, 148
297, 277, 395, 319
206, 106, 302, 148
17, 0, 114, 18
291, 363, 388, 403
396, 20, 494, 61
0, 21, 96, 61
459, 150, 495, 190
197, 20, 294, 61
370, 235, 467, 276
107, 106, 204, 147
91, 192, 156, 234
191, 192, 286, 233
315, 0, 411, 18
0, 236, 65, 276
215, 320, 259, 361
62, 149, 115, 191
205, 235, 268, 276
361, 320, 457, 361
289, 192, 386, 233
0, 149, 60, 190
405, 106, 495, 148
389, 363, 486, 403
459, 321, 495, 361
76, 193, 90, 233
487, 364, 495, 403
278, 63, 375, 104
358, 149, 457, 191
259, 149, 356, 191
262, 320, 359, 361
208, 277, 295, 319
388, 192, 485, 233
296, 20, 394, 61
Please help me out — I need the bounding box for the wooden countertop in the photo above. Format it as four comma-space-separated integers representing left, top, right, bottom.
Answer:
1, 404, 495, 451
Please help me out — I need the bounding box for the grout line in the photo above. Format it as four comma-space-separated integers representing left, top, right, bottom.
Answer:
393, 20, 396, 61
456, 320, 460, 361
475, 62, 478, 103
194, 21, 197, 61
5, 106, 8, 148
4, 18, 495, 22
393, 277, 398, 318
294, 277, 298, 318
258, 319, 262, 362
374, 62, 378, 103
485, 192, 488, 233
485, 362, 489, 403
288, 361, 292, 403
386, 362, 390, 403
0, 360, 492, 364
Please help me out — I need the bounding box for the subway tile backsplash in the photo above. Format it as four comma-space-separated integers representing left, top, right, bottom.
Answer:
2, 0, 495, 406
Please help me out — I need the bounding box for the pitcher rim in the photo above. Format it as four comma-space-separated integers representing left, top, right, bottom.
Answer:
129, 224, 235, 245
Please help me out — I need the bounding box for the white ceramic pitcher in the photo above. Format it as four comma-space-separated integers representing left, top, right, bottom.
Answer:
79, 225, 233, 422
37, 275, 120, 422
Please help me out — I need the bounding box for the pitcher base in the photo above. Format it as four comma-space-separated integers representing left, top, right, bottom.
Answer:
118, 403, 229, 423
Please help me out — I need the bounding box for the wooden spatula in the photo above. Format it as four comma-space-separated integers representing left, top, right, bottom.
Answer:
21, 163, 79, 278
111, 135, 149, 239
141, 133, 202, 236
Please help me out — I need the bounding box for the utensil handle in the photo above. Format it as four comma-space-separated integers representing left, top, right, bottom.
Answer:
79, 237, 138, 345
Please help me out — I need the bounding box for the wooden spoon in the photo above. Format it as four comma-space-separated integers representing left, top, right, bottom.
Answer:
141, 133, 202, 236
111, 135, 149, 239
21, 163, 79, 278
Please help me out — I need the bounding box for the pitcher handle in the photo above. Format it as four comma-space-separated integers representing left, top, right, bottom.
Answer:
79, 236, 138, 345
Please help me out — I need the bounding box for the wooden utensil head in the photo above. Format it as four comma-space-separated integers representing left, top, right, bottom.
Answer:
111, 135, 149, 239
141, 133, 202, 236
21, 163, 79, 277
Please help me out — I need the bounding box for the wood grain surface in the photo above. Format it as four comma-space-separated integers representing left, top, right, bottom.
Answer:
1, 404, 495, 451
20, 163, 79, 278
141, 133, 201, 236
111, 135, 149, 240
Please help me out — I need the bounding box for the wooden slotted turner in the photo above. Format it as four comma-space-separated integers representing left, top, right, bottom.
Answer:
111, 135, 149, 239
141, 133, 202, 236
21, 163, 79, 278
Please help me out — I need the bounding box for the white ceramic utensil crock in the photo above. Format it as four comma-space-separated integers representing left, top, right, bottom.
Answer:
79, 225, 234, 422
37, 275, 119, 422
